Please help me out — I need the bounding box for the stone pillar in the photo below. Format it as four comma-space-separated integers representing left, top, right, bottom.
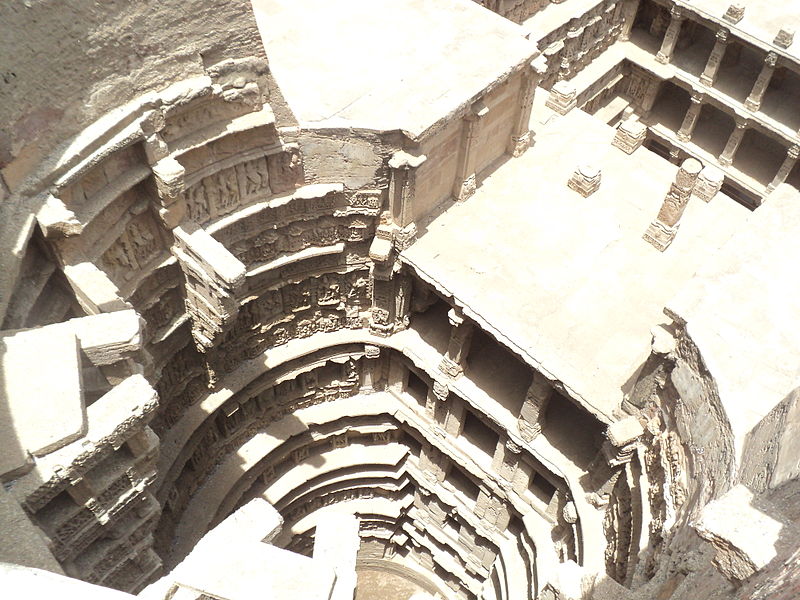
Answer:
745, 52, 778, 112
774, 28, 795, 50
676, 92, 704, 142
453, 100, 489, 202
388, 150, 427, 227
567, 164, 602, 197
694, 165, 725, 202
492, 438, 523, 484
545, 80, 577, 115
655, 6, 685, 65
766, 145, 800, 193
518, 371, 552, 442
618, 0, 641, 42
612, 118, 647, 154
718, 118, 748, 166
722, 3, 745, 25
643, 158, 702, 251
475, 491, 512, 531
443, 396, 467, 436
508, 56, 548, 157
361, 344, 381, 393
640, 78, 662, 115
439, 307, 474, 378
588, 417, 644, 506
699, 28, 730, 87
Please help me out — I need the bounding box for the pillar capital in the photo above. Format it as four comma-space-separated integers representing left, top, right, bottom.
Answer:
716, 27, 730, 43
789, 145, 800, 159
765, 51, 778, 68
670, 5, 684, 20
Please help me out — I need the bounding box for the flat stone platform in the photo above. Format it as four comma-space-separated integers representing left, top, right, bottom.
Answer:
251, 0, 535, 137
402, 107, 751, 420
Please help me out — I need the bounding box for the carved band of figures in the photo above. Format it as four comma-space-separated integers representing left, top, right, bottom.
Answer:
185, 150, 302, 225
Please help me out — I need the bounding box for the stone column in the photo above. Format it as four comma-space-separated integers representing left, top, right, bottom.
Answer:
453, 100, 489, 202
361, 344, 381, 393
643, 158, 702, 251
766, 145, 800, 193
492, 438, 523, 485
439, 307, 474, 378
508, 56, 548, 157
718, 117, 748, 166
655, 6, 685, 65
618, 0, 641, 42
677, 92, 704, 142
640, 78, 662, 115
745, 52, 778, 112
388, 150, 427, 227
518, 371, 552, 442
699, 28, 730, 87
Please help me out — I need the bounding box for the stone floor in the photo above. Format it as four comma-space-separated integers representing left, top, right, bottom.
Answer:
355, 567, 432, 600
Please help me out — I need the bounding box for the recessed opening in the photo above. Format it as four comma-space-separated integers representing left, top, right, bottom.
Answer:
530, 473, 557, 505
461, 410, 500, 459
405, 369, 429, 408
465, 329, 531, 417
448, 466, 480, 503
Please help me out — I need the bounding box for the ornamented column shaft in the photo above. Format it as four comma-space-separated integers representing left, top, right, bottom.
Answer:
518, 371, 552, 442
508, 56, 548, 157
718, 118, 748, 166
618, 0, 642, 42
699, 28, 730, 87
453, 100, 489, 201
388, 150, 427, 227
767, 145, 800, 192
745, 52, 778, 112
677, 93, 704, 142
643, 158, 702, 251
655, 6, 685, 65
640, 78, 662, 115
492, 438, 523, 484
439, 307, 475, 378
361, 344, 382, 393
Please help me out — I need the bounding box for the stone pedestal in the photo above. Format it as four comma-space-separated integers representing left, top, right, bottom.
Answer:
694, 166, 724, 202
723, 3, 745, 24
545, 80, 577, 115
774, 28, 795, 49
612, 119, 647, 154
567, 164, 601, 197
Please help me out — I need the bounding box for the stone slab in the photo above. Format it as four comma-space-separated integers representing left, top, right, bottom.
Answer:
251, 0, 536, 137
667, 184, 800, 462
402, 108, 750, 420
0, 325, 85, 474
